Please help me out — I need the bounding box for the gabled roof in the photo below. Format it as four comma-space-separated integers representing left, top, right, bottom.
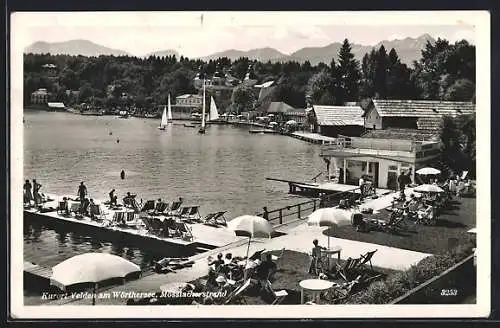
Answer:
255, 80, 275, 88
266, 101, 295, 114
313, 105, 364, 126
177, 94, 200, 99
368, 99, 475, 118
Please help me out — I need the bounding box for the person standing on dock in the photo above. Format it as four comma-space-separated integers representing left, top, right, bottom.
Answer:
23, 180, 32, 206
78, 181, 88, 214
32, 179, 41, 205
109, 189, 116, 205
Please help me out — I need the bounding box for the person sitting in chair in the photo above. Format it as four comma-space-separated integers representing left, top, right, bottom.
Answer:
254, 253, 277, 294
309, 239, 326, 275
123, 192, 139, 211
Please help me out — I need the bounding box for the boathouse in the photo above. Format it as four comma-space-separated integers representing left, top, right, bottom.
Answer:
320, 136, 441, 190
311, 105, 365, 137
362, 99, 475, 131
265, 102, 306, 124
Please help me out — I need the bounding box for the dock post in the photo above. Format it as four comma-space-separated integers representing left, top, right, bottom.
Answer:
288, 183, 293, 193
279, 209, 283, 224
313, 199, 316, 212
297, 204, 301, 219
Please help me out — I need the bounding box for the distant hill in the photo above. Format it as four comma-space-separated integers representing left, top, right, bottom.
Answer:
200, 47, 287, 62
24, 40, 131, 57
199, 34, 437, 66
144, 49, 180, 58
25, 34, 438, 66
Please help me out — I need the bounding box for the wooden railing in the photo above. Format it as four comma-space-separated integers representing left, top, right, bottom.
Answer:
256, 188, 361, 225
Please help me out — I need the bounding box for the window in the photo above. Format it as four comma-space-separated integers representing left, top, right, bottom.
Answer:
389, 165, 398, 171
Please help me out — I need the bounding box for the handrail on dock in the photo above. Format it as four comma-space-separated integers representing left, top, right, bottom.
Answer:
257, 187, 361, 225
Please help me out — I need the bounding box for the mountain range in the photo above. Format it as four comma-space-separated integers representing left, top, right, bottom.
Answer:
25, 34, 439, 66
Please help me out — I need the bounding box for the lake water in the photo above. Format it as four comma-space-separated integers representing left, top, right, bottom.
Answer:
23, 111, 324, 271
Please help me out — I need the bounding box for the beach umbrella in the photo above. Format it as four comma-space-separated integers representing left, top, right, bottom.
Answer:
50, 252, 141, 305
285, 120, 297, 125
307, 208, 352, 248
413, 184, 444, 193
416, 167, 441, 175
227, 215, 274, 263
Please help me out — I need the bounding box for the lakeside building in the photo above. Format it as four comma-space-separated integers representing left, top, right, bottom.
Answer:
176, 94, 203, 107
320, 136, 441, 189
265, 101, 306, 124
31, 88, 49, 104
311, 105, 365, 137
362, 99, 475, 131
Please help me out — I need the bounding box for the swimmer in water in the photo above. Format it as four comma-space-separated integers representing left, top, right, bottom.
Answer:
116, 138, 120, 143
120, 170, 125, 180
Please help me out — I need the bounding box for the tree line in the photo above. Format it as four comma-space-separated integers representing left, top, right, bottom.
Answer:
24, 37, 475, 112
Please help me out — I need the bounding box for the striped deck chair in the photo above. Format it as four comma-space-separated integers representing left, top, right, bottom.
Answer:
359, 250, 377, 271
223, 279, 251, 304
181, 206, 202, 223
335, 257, 362, 282
140, 200, 156, 213
203, 211, 227, 227
69, 201, 81, 215
161, 218, 176, 237
177, 207, 191, 218
113, 211, 126, 225
154, 202, 169, 215
167, 201, 183, 216
57, 201, 69, 216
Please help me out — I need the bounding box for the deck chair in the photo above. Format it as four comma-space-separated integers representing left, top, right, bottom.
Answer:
113, 211, 126, 225
177, 207, 191, 218
140, 200, 156, 212
69, 201, 81, 215
167, 201, 183, 215
89, 204, 105, 221
161, 218, 176, 237
154, 202, 169, 215
185, 206, 202, 222
203, 211, 227, 227
359, 250, 377, 271
174, 221, 193, 241
223, 279, 251, 304
140, 217, 154, 234
57, 201, 69, 215
150, 218, 164, 235
335, 257, 362, 282
271, 289, 289, 305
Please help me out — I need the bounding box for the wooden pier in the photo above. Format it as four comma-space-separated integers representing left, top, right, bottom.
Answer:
24, 261, 53, 290
288, 131, 337, 144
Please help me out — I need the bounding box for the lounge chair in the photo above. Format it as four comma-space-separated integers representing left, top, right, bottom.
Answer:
173, 221, 193, 241
177, 207, 191, 218
161, 218, 176, 237
69, 202, 81, 215
203, 211, 228, 227
153, 202, 169, 215
89, 204, 105, 221
335, 257, 362, 282
186, 206, 202, 222
359, 250, 377, 271
112, 211, 126, 225
271, 289, 289, 305
223, 279, 251, 304
140, 200, 156, 213
57, 201, 69, 215
150, 218, 164, 235
167, 201, 183, 216
140, 217, 154, 234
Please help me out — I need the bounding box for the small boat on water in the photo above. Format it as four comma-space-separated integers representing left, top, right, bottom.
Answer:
118, 110, 129, 118
198, 80, 207, 134
184, 124, 197, 128
158, 95, 170, 130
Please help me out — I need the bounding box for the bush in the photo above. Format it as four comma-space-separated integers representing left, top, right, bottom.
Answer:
349, 242, 475, 304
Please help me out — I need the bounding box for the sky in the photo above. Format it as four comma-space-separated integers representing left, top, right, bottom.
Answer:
13, 11, 477, 58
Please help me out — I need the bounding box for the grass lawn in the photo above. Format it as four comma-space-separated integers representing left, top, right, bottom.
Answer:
326, 196, 476, 254
190, 249, 398, 305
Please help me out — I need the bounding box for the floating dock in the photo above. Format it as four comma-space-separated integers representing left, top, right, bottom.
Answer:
24, 195, 245, 258
267, 178, 393, 198
249, 129, 279, 134
288, 131, 337, 144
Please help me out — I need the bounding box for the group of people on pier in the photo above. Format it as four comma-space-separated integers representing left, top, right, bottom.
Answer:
23, 179, 42, 206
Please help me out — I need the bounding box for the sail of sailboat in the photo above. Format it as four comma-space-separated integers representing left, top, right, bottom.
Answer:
208, 96, 220, 121
158, 105, 167, 130
167, 94, 173, 121
199, 79, 206, 134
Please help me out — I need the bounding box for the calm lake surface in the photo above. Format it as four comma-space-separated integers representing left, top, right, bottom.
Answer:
23, 111, 324, 271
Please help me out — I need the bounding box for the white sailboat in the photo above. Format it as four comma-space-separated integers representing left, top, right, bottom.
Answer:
208, 96, 220, 122
198, 80, 206, 134
158, 105, 167, 130
167, 94, 173, 122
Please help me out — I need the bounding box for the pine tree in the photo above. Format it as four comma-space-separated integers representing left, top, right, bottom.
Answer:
374, 45, 388, 99
337, 39, 361, 104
